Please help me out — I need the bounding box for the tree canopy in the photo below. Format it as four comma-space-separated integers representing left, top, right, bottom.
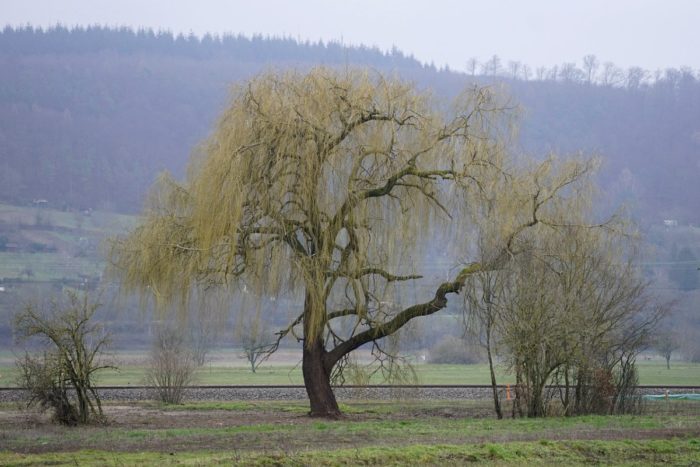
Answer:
111, 67, 596, 416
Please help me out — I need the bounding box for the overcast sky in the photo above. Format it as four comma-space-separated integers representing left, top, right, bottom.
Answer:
3, 0, 698, 71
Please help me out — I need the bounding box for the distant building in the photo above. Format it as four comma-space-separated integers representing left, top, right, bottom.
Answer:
663, 219, 678, 227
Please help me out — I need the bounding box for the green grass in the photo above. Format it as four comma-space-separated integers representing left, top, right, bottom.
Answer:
0, 438, 698, 466
1, 356, 699, 387
3, 401, 699, 449
0, 202, 135, 233
637, 360, 700, 386
0, 202, 134, 281
1, 400, 698, 464
0, 251, 103, 281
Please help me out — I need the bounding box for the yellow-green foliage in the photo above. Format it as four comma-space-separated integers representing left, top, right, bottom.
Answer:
111, 69, 507, 339
109, 67, 597, 352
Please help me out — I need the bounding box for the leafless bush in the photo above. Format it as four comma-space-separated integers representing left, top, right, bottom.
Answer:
611, 354, 643, 415
428, 336, 482, 364
188, 324, 214, 367
145, 326, 198, 404
238, 315, 275, 373
14, 291, 112, 425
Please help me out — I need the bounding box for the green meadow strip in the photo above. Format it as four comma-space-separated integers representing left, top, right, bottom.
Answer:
1, 439, 698, 466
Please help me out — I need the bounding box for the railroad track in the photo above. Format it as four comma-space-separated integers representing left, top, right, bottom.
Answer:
2, 385, 699, 403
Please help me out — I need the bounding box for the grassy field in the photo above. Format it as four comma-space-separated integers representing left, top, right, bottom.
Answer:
0, 203, 134, 233
0, 202, 133, 282
0, 252, 103, 282
1, 350, 698, 387
2, 439, 698, 465
0, 400, 698, 465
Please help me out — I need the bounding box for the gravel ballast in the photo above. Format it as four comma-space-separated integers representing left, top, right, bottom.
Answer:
1, 385, 698, 403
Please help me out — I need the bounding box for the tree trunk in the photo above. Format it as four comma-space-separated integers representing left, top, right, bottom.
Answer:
513, 366, 524, 418
301, 290, 341, 418
486, 332, 502, 419
302, 338, 341, 417
563, 368, 571, 416
528, 382, 546, 417
665, 354, 671, 370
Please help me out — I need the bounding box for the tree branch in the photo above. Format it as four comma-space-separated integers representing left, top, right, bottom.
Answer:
323, 263, 483, 368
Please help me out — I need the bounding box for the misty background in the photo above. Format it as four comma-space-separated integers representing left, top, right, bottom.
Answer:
0, 2, 698, 362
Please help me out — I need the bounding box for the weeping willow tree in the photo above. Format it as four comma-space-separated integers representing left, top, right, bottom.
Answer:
110, 67, 591, 417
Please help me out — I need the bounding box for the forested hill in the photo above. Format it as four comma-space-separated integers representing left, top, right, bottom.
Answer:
1, 26, 699, 225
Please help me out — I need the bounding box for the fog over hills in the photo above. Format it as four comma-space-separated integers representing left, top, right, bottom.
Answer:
1, 26, 699, 226
0, 25, 699, 361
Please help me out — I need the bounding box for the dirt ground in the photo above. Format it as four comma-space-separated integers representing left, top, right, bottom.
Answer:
0, 402, 493, 432
2, 402, 699, 455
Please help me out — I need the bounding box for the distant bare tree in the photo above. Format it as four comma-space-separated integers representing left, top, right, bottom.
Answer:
559, 62, 584, 82
601, 61, 624, 86
482, 54, 502, 77
535, 66, 547, 81
508, 61, 522, 80
626, 67, 648, 89
187, 311, 220, 366
238, 314, 275, 373
582, 54, 599, 84
466, 57, 478, 76
146, 325, 198, 404
655, 328, 680, 369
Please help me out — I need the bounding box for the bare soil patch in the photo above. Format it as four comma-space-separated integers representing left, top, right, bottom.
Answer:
2, 401, 699, 455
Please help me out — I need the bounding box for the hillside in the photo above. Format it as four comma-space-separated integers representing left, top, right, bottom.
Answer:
1, 26, 699, 224
0, 26, 699, 355
0, 202, 133, 282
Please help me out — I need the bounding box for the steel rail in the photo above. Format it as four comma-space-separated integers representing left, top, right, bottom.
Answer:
2, 384, 700, 391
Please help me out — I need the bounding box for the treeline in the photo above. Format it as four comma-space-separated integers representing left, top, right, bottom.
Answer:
0, 26, 699, 226
469, 54, 699, 89
0, 25, 424, 68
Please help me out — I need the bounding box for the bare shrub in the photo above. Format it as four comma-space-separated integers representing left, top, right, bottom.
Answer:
145, 326, 197, 404
576, 367, 617, 415
14, 291, 112, 425
238, 316, 275, 373
611, 354, 643, 415
428, 336, 482, 364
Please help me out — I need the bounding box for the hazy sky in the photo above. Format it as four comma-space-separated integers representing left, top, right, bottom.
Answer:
3, 0, 698, 71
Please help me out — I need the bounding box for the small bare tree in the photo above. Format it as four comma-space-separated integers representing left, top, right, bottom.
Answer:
238, 315, 275, 373
145, 325, 198, 404
14, 291, 112, 425
187, 312, 219, 366
654, 328, 680, 370
465, 269, 507, 419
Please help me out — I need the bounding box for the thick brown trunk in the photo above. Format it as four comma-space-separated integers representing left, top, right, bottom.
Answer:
302, 338, 341, 417
301, 289, 341, 418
